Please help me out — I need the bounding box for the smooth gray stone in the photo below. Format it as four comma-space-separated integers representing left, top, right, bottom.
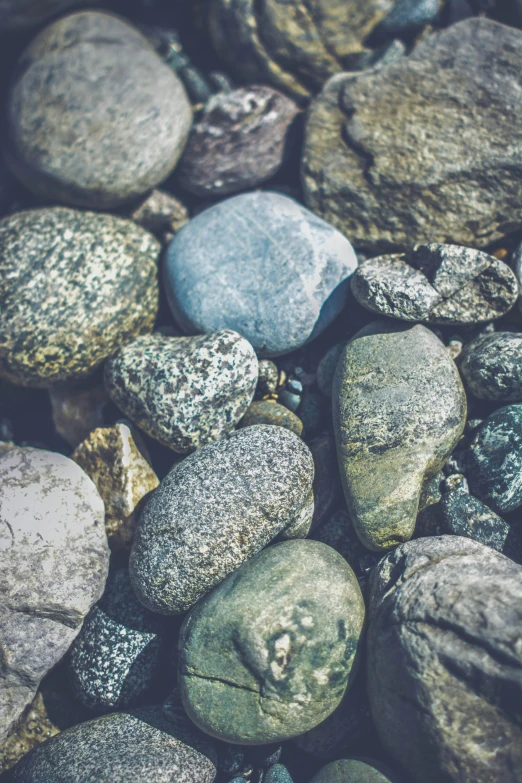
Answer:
11, 707, 217, 783
6, 11, 192, 208
130, 425, 315, 614
0, 447, 109, 742
459, 331, 522, 402
303, 19, 522, 253
104, 330, 258, 453
164, 191, 357, 357
367, 536, 522, 783
333, 323, 466, 550
310, 758, 401, 782
179, 539, 365, 744
0, 207, 159, 387
69, 569, 170, 711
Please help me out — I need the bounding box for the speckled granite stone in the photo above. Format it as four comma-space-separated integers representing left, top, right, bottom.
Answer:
5, 11, 192, 208
69, 569, 170, 710
333, 323, 466, 550
0, 447, 109, 743
179, 540, 365, 744
11, 707, 217, 783
130, 425, 314, 614
164, 191, 357, 357
0, 207, 159, 387
459, 331, 522, 402
104, 330, 258, 453
351, 245, 518, 325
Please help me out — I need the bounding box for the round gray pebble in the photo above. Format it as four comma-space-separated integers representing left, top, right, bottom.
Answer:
5, 11, 192, 208
164, 191, 357, 357
130, 425, 315, 614
459, 331, 522, 402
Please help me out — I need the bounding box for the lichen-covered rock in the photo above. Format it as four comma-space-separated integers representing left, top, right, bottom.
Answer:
351, 245, 518, 324
11, 707, 217, 783
164, 191, 357, 357
303, 19, 522, 253
104, 331, 258, 453
367, 536, 522, 783
310, 758, 401, 783
5, 11, 192, 208
72, 424, 159, 551
179, 539, 365, 744
0, 447, 109, 742
130, 425, 314, 614
459, 331, 522, 401
0, 207, 159, 387
466, 404, 522, 513
69, 570, 170, 710
177, 86, 299, 197
333, 323, 466, 550
239, 400, 303, 437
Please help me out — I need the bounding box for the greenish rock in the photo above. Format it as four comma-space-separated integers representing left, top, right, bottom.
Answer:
459, 332, 522, 402
239, 400, 303, 437
303, 19, 522, 254
466, 404, 522, 513
333, 323, 466, 551
310, 758, 401, 782
130, 426, 315, 614
179, 539, 365, 744
11, 707, 217, 783
263, 764, 293, 783
0, 207, 159, 387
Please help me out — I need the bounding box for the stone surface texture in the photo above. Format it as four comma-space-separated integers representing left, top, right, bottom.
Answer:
310, 758, 400, 782
239, 400, 303, 437
459, 331, 522, 401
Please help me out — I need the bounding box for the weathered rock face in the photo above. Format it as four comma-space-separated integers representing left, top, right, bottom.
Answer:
333, 323, 466, 551
11, 707, 217, 783
459, 331, 522, 402
104, 331, 258, 453
351, 245, 518, 325
179, 540, 365, 744
0, 447, 109, 743
130, 425, 315, 614
5, 11, 192, 208
0, 207, 159, 387
303, 19, 522, 254
367, 536, 522, 783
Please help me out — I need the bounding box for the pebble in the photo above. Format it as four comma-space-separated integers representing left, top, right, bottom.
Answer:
256, 360, 279, 397
104, 330, 258, 453
177, 86, 299, 197
239, 400, 303, 437
0, 207, 159, 387
459, 331, 522, 401
466, 404, 522, 513
367, 536, 522, 783
310, 758, 400, 782
131, 189, 189, 245
263, 764, 294, 783
48, 379, 109, 448
72, 424, 159, 551
69, 570, 170, 710
11, 707, 217, 783
0, 0, 83, 30
309, 435, 344, 531
5, 11, 192, 208
0, 447, 109, 742
333, 323, 466, 550
351, 245, 518, 324
179, 539, 365, 743
130, 425, 315, 614
303, 19, 522, 253
164, 191, 357, 357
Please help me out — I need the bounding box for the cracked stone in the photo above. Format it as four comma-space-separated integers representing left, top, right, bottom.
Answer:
367, 536, 522, 783
179, 539, 365, 744
130, 425, 315, 615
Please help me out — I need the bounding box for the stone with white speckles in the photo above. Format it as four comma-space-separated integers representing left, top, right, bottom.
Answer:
179, 539, 365, 743
0, 447, 109, 742
164, 191, 357, 357
0, 207, 160, 387
104, 330, 258, 453
130, 425, 315, 614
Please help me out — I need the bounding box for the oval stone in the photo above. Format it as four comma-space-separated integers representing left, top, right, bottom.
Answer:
164, 191, 357, 357
459, 332, 522, 402
130, 425, 315, 614
179, 539, 365, 744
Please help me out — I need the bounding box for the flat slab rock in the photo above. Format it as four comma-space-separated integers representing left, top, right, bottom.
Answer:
303, 18, 522, 253
351, 245, 518, 324
367, 536, 522, 783
0, 447, 109, 742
